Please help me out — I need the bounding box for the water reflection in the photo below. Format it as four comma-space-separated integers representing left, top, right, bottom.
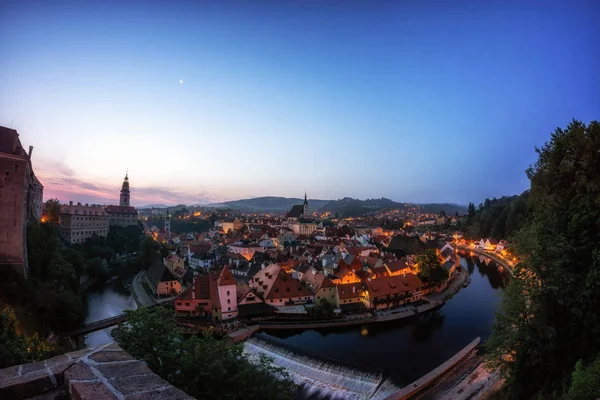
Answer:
85, 280, 136, 347
460, 253, 509, 289
411, 311, 445, 342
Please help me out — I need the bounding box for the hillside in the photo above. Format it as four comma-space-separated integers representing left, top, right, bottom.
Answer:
320, 198, 468, 217
210, 197, 330, 213
418, 203, 468, 216
209, 196, 467, 216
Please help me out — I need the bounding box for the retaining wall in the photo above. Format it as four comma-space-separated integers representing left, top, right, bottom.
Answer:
0, 342, 193, 400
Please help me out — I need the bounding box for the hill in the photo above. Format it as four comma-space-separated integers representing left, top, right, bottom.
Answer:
418, 203, 468, 216
209, 197, 330, 213
209, 196, 467, 216
320, 198, 468, 218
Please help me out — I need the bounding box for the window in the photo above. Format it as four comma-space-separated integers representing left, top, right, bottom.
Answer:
227, 290, 230, 295
228, 307, 231, 311
227, 299, 230, 304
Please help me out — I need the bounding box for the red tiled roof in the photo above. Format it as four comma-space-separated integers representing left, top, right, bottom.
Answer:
267, 269, 312, 299
385, 259, 409, 273
218, 266, 236, 286
301, 270, 335, 293
349, 257, 363, 272
337, 282, 364, 299
364, 274, 423, 298
177, 275, 211, 301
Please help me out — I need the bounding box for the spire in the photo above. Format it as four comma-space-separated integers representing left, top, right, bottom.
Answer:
125, 168, 128, 180
304, 190, 308, 206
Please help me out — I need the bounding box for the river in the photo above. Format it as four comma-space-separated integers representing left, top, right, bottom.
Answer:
84, 279, 137, 347
256, 254, 509, 388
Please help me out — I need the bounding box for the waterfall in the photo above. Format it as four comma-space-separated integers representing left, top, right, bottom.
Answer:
243, 337, 400, 399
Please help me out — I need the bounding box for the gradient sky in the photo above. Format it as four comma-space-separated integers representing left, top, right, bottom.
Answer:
1, 0, 599, 206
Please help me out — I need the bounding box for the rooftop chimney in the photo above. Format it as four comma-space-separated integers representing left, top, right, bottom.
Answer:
28, 146, 33, 158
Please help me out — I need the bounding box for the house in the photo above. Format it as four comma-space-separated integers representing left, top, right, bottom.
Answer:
189, 252, 215, 269
249, 264, 313, 307
236, 281, 276, 318
164, 254, 186, 279
484, 238, 499, 251
174, 266, 238, 321
301, 270, 339, 307
229, 243, 266, 260
146, 260, 182, 298
384, 259, 412, 276
363, 273, 424, 310
331, 260, 361, 285
277, 231, 297, 249
496, 240, 509, 252
387, 235, 427, 256
337, 282, 369, 312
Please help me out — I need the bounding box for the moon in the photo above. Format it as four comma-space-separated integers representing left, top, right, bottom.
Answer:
179, 80, 183, 84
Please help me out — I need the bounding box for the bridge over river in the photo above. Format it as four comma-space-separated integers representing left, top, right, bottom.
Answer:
60, 303, 164, 338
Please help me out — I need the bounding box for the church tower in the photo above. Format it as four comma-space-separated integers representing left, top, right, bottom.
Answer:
119, 171, 130, 206
302, 191, 309, 217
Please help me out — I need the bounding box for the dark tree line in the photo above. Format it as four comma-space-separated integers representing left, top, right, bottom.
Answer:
486, 120, 600, 399
460, 192, 529, 240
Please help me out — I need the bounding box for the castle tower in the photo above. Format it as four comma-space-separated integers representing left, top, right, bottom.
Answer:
119, 171, 130, 206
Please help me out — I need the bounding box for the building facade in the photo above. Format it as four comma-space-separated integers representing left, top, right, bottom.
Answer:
0, 127, 43, 277
104, 173, 138, 226
59, 203, 109, 244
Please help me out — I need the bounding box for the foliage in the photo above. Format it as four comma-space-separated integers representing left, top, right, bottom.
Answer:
416, 249, 448, 285
461, 192, 529, 240
112, 307, 296, 400
86, 257, 109, 282
44, 198, 61, 224
139, 236, 158, 268
0, 305, 56, 369
485, 120, 600, 398
25, 223, 86, 332
567, 356, 600, 400
306, 298, 335, 319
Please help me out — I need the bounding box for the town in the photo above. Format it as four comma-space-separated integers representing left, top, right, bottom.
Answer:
0, 126, 526, 400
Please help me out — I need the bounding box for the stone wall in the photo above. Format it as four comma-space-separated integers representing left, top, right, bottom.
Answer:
0, 342, 194, 400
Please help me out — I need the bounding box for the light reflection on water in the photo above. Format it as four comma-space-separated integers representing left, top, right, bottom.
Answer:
84, 281, 137, 347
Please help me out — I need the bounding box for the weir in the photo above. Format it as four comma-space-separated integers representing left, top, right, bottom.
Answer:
243, 336, 400, 399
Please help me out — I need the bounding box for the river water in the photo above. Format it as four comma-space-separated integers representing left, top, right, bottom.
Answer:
256, 254, 509, 388
84, 279, 137, 347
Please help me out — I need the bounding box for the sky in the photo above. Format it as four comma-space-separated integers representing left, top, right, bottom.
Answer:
1, 0, 599, 206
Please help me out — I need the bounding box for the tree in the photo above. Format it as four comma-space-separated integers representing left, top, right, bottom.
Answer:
86, 257, 110, 281
0, 305, 29, 368
567, 356, 600, 400
112, 308, 296, 400
0, 305, 56, 369
486, 120, 600, 398
44, 199, 61, 224
139, 236, 158, 268
416, 249, 448, 286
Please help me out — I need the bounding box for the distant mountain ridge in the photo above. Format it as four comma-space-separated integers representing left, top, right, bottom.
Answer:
209, 197, 330, 212
209, 196, 467, 217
